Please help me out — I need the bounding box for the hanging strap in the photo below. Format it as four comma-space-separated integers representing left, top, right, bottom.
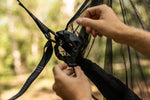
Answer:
17, 0, 58, 40
65, 0, 90, 30
77, 58, 141, 100
65, 0, 103, 30
9, 41, 53, 100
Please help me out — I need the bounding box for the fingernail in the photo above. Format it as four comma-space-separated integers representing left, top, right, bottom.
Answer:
76, 18, 82, 24
76, 66, 81, 69
62, 63, 67, 66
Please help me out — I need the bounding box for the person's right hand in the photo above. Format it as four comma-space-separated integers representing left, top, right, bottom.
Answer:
53, 64, 92, 100
76, 4, 130, 44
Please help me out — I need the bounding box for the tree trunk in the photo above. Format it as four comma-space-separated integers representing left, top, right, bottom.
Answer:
62, 0, 75, 17
7, 0, 24, 75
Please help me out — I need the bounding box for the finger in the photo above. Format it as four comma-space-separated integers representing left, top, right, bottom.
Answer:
84, 6, 102, 18
86, 27, 92, 34
63, 68, 74, 75
92, 29, 97, 37
52, 83, 57, 91
76, 18, 100, 31
53, 63, 68, 76
59, 63, 68, 70
74, 66, 84, 77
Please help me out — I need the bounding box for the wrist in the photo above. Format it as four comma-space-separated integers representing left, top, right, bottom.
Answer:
114, 24, 134, 45
123, 26, 141, 46
121, 25, 133, 45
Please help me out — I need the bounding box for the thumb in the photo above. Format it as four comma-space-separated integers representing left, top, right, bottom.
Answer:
76, 18, 98, 29
74, 66, 84, 77
53, 64, 67, 77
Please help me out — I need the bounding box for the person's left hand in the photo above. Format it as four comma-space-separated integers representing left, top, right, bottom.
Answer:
52, 63, 92, 100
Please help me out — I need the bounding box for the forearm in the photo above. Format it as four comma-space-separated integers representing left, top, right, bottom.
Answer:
120, 26, 150, 58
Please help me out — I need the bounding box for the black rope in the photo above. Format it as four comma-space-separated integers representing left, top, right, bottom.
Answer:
73, 25, 80, 34
104, 0, 113, 74
86, 38, 95, 58
135, 52, 150, 96
65, 0, 90, 30
118, 0, 129, 85
128, 0, 147, 30
120, 45, 128, 87
119, 0, 134, 89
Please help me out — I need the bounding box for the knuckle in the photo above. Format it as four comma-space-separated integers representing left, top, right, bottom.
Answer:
53, 65, 58, 72
87, 7, 92, 13
101, 4, 108, 8
100, 4, 109, 11
52, 84, 57, 91
86, 8, 90, 11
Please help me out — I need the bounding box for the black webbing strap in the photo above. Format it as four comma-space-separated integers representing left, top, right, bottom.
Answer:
9, 41, 53, 100
65, 0, 89, 30
65, 0, 104, 30
17, 0, 58, 42
77, 58, 141, 100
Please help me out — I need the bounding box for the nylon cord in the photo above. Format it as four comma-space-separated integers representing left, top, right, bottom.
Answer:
119, 0, 133, 89
128, 0, 147, 30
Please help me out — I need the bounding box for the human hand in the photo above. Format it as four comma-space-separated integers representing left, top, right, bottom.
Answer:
53, 64, 92, 100
77, 4, 129, 44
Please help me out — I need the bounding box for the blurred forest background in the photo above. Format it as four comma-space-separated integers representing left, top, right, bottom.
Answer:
0, 0, 150, 100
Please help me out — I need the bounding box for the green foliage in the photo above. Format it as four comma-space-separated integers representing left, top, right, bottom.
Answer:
0, 24, 13, 74
48, 0, 62, 21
